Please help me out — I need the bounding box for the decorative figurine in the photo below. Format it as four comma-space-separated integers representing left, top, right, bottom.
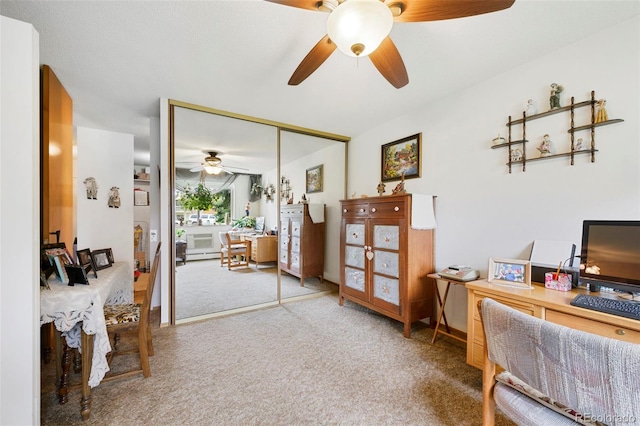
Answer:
300, 193, 308, 204
537, 134, 553, 157
108, 186, 121, 208
83, 177, 98, 199
391, 173, 406, 195
287, 192, 294, 204
525, 99, 537, 116
376, 182, 386, 196
510, 148, 523, 162
595, 99, 608, 123
575, 138, 585, 151
245, 202, 251, 216
549, 83, 564, 110
492, 133, 506, 146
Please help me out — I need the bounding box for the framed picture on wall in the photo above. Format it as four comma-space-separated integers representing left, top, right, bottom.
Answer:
381, 133, 422, 182
488, 258, 532, 288
306, 164, 323, 193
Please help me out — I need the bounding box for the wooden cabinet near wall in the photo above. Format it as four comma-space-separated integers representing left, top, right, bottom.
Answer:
339, 194, 435, 338
280, 203, 325, 285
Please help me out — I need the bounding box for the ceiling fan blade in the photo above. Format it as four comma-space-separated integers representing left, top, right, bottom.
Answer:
288, 34, 337, 85
263, 0, 325, 12
189, 165, 204, 172
368, 37, 409, 89
392, 0, 515, 22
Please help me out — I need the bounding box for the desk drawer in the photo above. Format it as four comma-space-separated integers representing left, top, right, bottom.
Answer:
368, 200, 406, 218
545, 310, 640, 344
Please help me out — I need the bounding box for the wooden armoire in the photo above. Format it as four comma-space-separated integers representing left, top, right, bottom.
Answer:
339, 194, 435, 337
279, 203, 325, 286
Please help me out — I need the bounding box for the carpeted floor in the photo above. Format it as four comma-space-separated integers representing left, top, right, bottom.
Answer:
175, 259, 336, 320
41, 293, 515, 425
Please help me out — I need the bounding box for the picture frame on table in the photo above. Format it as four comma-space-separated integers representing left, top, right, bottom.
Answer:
65, 264, 90, 286
305, 164, 323, 193
77, 248, 98, 278
105, 248, 114, 264
488, 257, 532, 288
51, 253, 72, 284
91, 249, 112, 270
381, 133, 422, 182
41, 243, 70, 280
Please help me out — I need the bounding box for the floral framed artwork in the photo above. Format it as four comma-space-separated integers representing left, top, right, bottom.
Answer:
488, 258, 532, 288
381, 133, 422, 182
306, 164, 323, 193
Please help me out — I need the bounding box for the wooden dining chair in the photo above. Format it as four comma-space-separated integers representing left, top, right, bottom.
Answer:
219, 231, 252, 270
102, 242, 161, 381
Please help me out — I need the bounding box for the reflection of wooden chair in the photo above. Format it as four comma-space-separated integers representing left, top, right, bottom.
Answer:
479, 297, 640, 426
219, 231, 251, 270
102, 242, 161, 382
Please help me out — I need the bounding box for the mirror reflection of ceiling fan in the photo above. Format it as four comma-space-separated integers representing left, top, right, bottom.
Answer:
185, 151, 249, 175
265, 0, 515, 88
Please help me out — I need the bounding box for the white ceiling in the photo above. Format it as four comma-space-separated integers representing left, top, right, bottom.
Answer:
2, 0, 638, 168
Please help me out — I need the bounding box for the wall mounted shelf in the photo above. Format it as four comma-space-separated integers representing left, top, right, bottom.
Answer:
495, 90, 623, 173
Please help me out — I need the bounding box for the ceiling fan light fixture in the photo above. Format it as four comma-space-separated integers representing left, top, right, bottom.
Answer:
327, 0, 393, 58
204, 164, 223, 175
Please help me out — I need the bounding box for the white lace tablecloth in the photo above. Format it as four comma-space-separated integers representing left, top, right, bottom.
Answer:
40, 262, 133, 387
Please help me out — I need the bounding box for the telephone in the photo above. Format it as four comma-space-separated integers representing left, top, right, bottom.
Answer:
438, 265, 479, 282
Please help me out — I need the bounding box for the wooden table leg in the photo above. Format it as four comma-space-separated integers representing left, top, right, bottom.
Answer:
80, 330, 93, 421
57, 337, 72, 404
431, 282, 452, 344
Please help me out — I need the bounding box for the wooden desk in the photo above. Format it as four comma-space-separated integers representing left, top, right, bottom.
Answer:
466, 279, 640, 369
248, 235, 278, 266
428, 273, 467, 345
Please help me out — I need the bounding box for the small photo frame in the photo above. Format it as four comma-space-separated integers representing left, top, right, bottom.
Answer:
105, 248, 114, 264
77, 248, 98, 278
65, 264, 90, 286
305, 164, 323, 194
488, 258, 532, 288
381, 133, 422, 182
91, 249, 112, 270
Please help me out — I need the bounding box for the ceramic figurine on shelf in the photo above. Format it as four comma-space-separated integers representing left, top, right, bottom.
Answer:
525, 99, 537, 116
595, 99, 608, 123
492, 133, 505, 146
575, 138, 585, 151
549, 83, 564, 110
376, 182, 386, 196
391, 173, 406, 195
510, 148, 523, 162
537, 134, 553, 157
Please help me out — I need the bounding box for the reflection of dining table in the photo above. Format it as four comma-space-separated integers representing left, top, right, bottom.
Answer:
40, 261, 132, 420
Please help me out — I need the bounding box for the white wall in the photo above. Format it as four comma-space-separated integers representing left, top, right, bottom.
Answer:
348, 17, 640, 332
0, 16, 40, 425
76, 127, 135, 274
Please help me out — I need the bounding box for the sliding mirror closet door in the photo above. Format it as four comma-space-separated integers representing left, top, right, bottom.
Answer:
277, 130, 347, 298
172, 105, 278, 321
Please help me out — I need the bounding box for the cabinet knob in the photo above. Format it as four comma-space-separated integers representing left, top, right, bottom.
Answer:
371, 207, 377, 213
359, 208, 365, 213
343, 208, 347, 213
616, 329, 626, 336
394, 206, 399, 212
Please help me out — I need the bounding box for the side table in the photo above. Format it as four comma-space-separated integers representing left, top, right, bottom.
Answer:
428, 273, 468, 345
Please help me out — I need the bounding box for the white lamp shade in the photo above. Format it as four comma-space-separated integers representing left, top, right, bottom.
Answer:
327, 0, 393, 58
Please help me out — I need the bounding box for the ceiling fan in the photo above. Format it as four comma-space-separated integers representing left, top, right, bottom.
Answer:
187, 151, 249, 175
265, 0, 515, 88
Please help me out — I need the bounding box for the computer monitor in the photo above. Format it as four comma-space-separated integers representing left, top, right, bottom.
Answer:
579, 220, 640, 294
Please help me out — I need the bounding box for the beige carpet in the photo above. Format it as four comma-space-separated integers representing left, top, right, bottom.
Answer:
41, 293, 516, 425
175, 259, 335, 320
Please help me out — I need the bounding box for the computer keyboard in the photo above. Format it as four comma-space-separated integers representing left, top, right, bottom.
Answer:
570, 293, 640, 321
